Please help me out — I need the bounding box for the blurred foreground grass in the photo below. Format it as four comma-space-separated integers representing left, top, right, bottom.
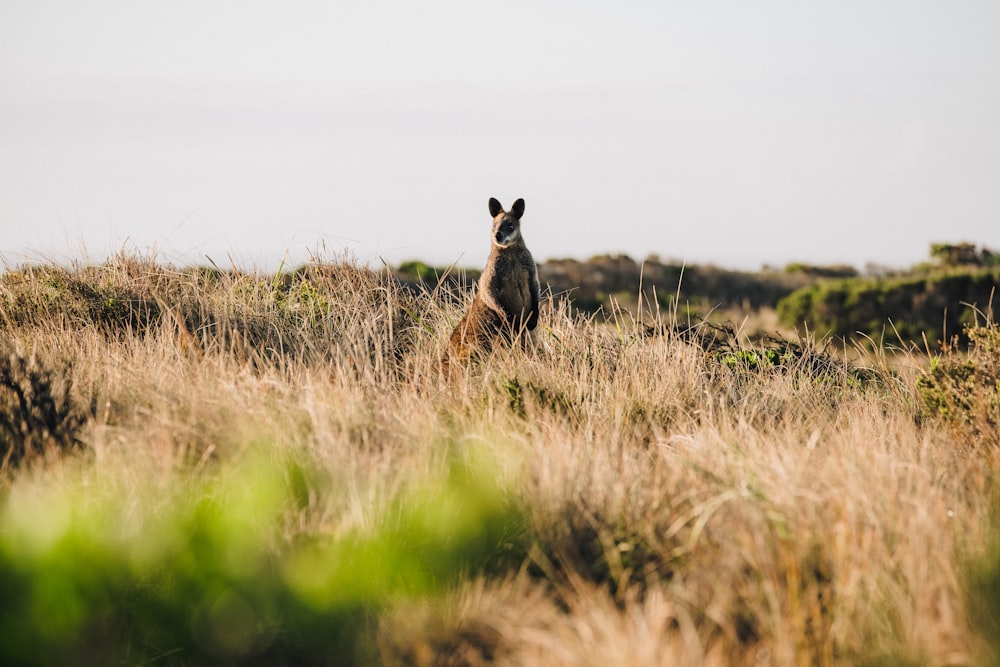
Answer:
0, 448, 521, 665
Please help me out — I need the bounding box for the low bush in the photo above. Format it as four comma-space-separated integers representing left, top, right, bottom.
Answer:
917, 317, 1000, 444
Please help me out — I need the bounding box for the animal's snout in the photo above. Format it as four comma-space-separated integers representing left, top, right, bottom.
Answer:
495, 220, 517, 244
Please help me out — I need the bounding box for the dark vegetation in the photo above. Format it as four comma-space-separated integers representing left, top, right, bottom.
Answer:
0, 349, 84, 470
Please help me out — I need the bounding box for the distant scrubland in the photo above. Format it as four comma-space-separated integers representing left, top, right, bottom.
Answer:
401, 241, 999, 346
0, 249, 998, 666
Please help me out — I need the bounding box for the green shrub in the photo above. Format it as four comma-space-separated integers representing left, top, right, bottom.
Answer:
397, 261, 480, 285
778, 269, 1000, 345
916, 318, 1000, 442
397, 260, 435, 281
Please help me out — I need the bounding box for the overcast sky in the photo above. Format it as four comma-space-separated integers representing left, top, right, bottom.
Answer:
2, 1, 999, 271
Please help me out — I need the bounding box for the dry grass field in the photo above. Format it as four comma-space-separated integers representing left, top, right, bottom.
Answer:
1, 254, 998, 666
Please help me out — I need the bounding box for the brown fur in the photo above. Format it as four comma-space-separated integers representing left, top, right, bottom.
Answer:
443, 197, 540, 374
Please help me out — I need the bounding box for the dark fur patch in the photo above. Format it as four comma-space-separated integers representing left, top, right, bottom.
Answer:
486, 248, 538, 330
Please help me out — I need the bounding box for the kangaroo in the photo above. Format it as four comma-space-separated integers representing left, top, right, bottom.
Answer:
443, 197, 540, 372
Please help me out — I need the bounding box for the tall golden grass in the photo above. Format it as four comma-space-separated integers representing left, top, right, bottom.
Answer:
1, 253, 997, 666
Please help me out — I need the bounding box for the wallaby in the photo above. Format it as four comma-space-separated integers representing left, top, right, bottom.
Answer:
443, 197, 540, 373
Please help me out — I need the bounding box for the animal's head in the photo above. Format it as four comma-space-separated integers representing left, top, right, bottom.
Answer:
488, 197, 526, 248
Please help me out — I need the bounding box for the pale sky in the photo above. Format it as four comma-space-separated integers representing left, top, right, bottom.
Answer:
2, 1, 999, 271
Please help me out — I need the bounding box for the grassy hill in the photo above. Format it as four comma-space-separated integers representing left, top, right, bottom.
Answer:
1, 253, 999, 665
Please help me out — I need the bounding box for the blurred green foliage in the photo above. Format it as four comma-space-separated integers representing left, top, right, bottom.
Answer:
0, 449, 524, 665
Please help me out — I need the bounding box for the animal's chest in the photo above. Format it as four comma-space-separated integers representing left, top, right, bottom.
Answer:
488, 252, 532, 310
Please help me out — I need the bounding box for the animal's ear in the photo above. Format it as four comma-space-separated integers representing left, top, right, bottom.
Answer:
511, 198, 525, 219
488, 197, 504, 218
